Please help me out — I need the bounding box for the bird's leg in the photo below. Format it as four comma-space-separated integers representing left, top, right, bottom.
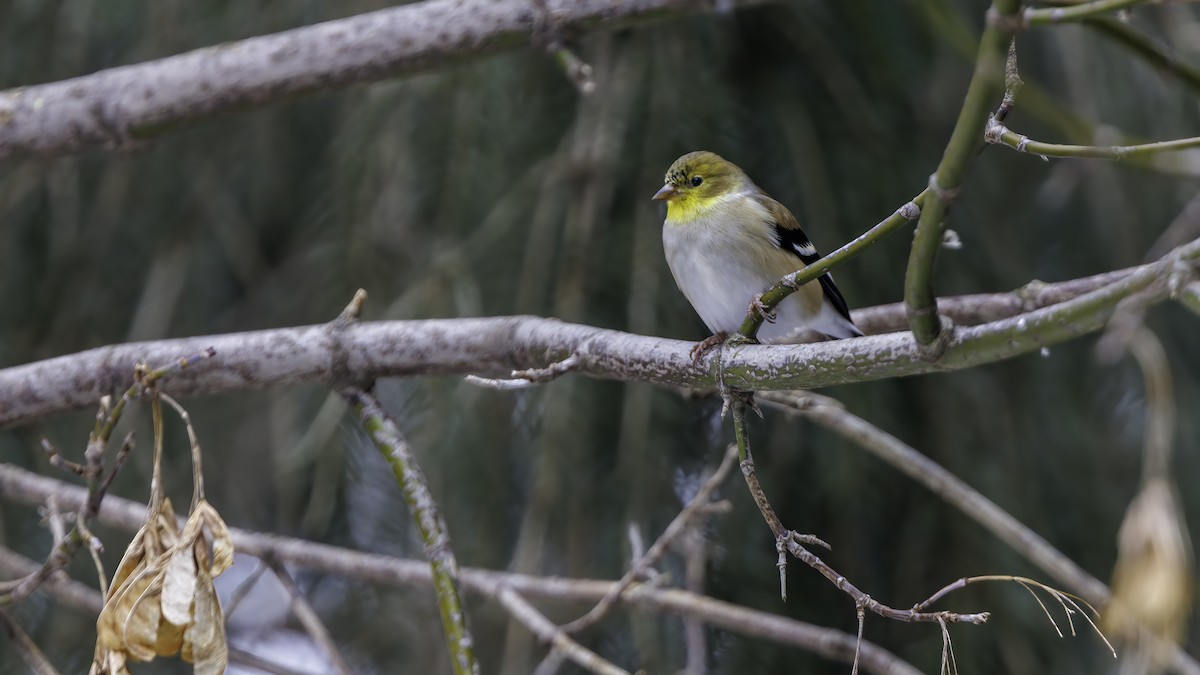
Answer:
749, 294, 777, 323
690, 331, 728, 365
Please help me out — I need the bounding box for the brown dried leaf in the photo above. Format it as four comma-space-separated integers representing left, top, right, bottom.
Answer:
1106, 479, 1194, 648
92, 488, 235, 673
161, 544, 198, 626
182, 558, 228, 675
196, 500, 234, 575
105, 498, 178, 603
88, 648, 130, 675
154, 608, 187, 658
120, 565, 168, 661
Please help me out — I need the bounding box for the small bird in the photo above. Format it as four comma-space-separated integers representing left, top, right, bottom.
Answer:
653, 151, 862, 359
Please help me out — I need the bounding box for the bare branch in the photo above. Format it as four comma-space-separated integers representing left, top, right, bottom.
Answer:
266, 561, 353, 675
1023, 0, 1151, 26
0, 0, 771, 158
496, 586, 630, 675
345, 387, 478, 675
562, 443, 739, 633
985, 116, 1200, 159
0, 463, 922, 675
904, 0, 1024, 345
730, 396, 989, 626
0, 547, 102, 615
3, 236, 1197, 429
0, 610, 59, 675
758, 391, 1112, 604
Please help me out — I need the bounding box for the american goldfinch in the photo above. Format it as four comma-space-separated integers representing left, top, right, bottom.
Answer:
653, 151, 862, 358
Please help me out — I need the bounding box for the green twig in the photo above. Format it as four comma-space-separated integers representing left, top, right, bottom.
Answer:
1023, 0, 1149, 25
985, 116, 1200, 159
345, 387, 479, 675
904, 0, 1024, 346
737, 189, 927, 340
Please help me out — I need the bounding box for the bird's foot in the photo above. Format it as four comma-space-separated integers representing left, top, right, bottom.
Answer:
690, 331, 762, 366
749, 294, 777, 323
690, 331, 729, 366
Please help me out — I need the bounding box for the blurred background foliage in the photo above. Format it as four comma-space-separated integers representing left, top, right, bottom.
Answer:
2, 0, 1199, 673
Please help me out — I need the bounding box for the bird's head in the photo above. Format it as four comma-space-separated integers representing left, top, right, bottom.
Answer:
652, 151, 748, 222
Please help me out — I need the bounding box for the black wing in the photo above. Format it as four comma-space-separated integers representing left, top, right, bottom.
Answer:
772, 224, 854, 324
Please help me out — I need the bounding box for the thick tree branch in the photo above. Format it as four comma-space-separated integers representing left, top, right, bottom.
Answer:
2, 239, 1196, 429
0, 464, 921, 675
0, 0, 769, 158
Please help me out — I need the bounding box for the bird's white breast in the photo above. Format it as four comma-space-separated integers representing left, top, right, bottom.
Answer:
662, 195, 817, 341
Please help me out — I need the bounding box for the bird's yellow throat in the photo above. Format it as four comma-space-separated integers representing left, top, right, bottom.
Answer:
664, 192, 721, 224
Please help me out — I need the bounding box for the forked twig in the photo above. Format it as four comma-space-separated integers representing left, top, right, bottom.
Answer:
727, 394, 990, 627
562, 443, 739, 634
914, 574, 1116, 658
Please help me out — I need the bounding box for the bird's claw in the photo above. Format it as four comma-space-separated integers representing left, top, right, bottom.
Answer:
750, 294, 777, 323
690, 331, 761, 366
690, 331, 729, 366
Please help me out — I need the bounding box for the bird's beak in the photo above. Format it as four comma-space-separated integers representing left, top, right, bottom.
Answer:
652, 184, 676, 201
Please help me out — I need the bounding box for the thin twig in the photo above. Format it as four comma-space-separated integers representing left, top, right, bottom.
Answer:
758, 390, 1113, 604
914, 575, 1116, 657
985, 116, 1200, 159
737, 189, 926, 339
1081, 14, 1200, 95
465, 353, 583, 389
562, 443, 739, 633
267, 560, 354, 675
729, 395, 990, 626
222, 559, 269, 620
0, 610, 59, 675
226, 646, 313, 675
0, 463, 928, 675
851, 603, 865, 675
1024, 0, 1150, 25
496, 585, 630, 675
531, 649, 568, 675
0, 547, 102, 615
74, 515, 107, 597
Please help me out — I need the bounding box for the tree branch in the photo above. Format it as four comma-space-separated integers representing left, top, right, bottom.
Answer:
496, 586, 629, 675
0, 464, 922, 675
1023, 0, 1150, 25
1080, 15, 1200, 95
986, 116, 1200, 159
0, 0, 770, 158
2, 237, 1196, 429
737, 188, 926, 339
345, 387, 478, 675
903, 0, 1022, 345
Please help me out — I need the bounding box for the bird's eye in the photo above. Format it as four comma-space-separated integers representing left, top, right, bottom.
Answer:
690, 176, 703, 187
